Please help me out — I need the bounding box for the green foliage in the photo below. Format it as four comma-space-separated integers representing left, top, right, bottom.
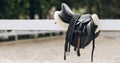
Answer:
0, 0, 29, 19
0, 0, 119, 19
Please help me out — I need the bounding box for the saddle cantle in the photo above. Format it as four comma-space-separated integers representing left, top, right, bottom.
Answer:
58, 3, 74, 23
54, 3, 100, 62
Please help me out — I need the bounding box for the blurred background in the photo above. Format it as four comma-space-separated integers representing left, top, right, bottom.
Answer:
0, 0, 119, 19
0, 0, 120, 63
0, 0, 119, 41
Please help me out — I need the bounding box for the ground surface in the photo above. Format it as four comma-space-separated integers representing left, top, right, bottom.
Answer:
0, 32, 120, 63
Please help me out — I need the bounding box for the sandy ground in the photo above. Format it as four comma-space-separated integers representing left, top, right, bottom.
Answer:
0, 32, 120, 63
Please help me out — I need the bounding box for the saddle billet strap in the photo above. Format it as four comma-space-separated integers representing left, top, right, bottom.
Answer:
76, 25, 85, 56
64, 15, 80, 60
91, 18, 95, 62
64, 41, 69, 60
75, 22, 83, 56
68, 42, 71, 52
64, 40, 67, 60
77, 36, 80, 56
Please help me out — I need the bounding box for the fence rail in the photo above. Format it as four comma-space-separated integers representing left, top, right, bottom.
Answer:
0, 19, 120, 41
0, 19, 119, 31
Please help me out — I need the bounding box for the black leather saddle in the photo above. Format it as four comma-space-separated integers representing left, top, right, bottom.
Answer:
55, 3, 100, 62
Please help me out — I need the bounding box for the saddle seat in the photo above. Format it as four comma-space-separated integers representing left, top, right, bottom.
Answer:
54, 3, 99, 33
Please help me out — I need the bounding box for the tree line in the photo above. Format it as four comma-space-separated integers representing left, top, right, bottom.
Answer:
0, 0, 119, 19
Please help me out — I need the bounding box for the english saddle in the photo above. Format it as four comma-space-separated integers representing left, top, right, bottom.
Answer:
54, 3, 100, 62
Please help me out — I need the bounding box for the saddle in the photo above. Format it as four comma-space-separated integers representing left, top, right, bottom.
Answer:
54, 3, 100, 62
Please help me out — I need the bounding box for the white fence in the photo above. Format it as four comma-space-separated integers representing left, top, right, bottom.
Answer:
0, 19, 119, 41
0, 19, 120, 31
